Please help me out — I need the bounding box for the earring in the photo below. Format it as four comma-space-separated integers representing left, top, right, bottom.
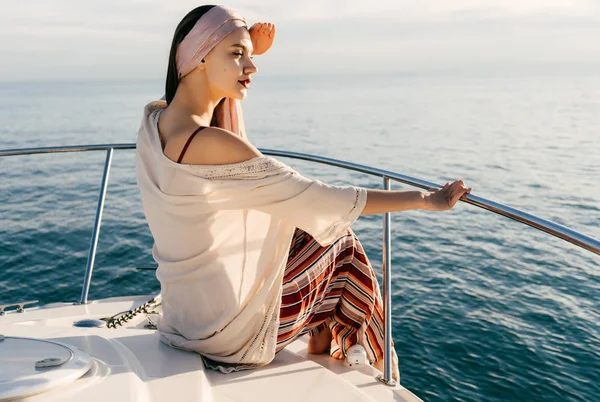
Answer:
201, 59, 205, 63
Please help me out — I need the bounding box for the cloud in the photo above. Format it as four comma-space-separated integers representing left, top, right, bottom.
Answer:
235, 0, 600, 21
1, 0, 599, 81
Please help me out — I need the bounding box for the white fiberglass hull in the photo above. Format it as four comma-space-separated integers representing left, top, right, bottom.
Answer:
0, 295, 422, 402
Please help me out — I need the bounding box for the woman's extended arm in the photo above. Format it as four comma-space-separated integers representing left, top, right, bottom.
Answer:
171, 130, 472, 216
361, 181, 472, 215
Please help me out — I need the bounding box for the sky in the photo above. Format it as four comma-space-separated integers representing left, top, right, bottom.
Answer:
1, 0, 599, 81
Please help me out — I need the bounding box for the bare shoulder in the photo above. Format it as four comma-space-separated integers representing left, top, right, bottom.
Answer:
163, 126, 263, 165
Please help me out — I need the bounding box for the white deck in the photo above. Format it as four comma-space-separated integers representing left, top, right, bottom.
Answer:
0, 295, 423, 402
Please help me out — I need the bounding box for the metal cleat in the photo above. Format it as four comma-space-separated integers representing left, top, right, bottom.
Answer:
0, 300, 38, 316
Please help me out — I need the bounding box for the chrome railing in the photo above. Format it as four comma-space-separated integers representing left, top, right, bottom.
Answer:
1, 144, 599, 387
80, 149, 113, 304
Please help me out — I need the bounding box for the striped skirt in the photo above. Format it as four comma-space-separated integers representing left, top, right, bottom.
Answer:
276, 227, 387, 364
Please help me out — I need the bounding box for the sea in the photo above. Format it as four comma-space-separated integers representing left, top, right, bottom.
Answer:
1, 72, 598, 401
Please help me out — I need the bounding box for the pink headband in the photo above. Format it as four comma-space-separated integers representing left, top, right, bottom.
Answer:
175, 5, 249, 139
176, 6, 247, 79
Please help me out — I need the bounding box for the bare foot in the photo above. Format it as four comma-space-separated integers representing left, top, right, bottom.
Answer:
372, 348, 400, 383
307, 326, 332, 354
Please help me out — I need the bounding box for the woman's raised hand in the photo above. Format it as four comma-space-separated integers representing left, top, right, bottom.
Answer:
422, 180, 472, 211
249, 22, 276, 56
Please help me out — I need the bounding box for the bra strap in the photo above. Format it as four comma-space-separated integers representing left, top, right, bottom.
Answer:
177, 126, 208, 163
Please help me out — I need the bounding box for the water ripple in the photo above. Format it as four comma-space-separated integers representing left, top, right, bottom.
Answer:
1, 76, 599, 402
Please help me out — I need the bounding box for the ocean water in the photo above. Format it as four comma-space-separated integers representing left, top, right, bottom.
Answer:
1, 73, 598, 401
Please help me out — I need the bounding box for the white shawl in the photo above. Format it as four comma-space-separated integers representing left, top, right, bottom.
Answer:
135, 101, 367, 372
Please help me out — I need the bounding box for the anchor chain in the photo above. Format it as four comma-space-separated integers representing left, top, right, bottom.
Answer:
102, 296, 161, 329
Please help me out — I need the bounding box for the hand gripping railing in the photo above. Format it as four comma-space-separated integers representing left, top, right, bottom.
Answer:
1, 144, 599, 387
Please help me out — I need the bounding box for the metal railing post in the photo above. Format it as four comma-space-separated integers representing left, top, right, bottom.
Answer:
79, 148, 114, 304
377, 176, 397, 386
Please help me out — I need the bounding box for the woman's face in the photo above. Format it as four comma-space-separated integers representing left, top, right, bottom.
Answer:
202, 27, 257, 100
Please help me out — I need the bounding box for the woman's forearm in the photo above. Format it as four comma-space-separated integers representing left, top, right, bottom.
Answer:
360, 189, 425, 215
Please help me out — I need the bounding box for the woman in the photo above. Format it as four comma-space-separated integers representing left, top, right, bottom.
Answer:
136, 5, 471, 382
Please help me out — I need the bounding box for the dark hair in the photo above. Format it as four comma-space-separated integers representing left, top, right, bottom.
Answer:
165, 5, 223, 126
